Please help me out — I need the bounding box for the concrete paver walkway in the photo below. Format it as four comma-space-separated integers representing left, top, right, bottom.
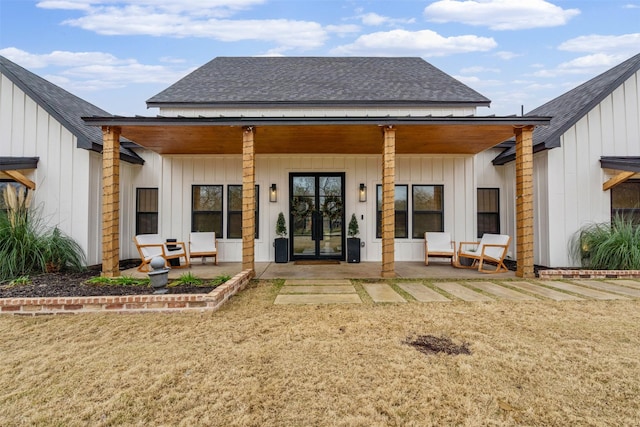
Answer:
574, 280, 640, 298
397, 282, 451, 302
467, 281, 538, 301
272, 279, 640, 305
432, 282, 495, 302
362, 283, 407, 303
542, 280, 629, 300
508, 281, 583, 301
274, 279, 362, 305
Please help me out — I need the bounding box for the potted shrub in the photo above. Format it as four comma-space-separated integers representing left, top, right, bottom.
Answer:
274, 212, 289, 263
347, 213, 361, 263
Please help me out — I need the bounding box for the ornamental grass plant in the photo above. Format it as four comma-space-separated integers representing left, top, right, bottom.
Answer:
0, 186, 85, 282
571, 215, 640, 270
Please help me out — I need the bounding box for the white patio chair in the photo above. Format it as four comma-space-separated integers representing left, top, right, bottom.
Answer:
424, 232, 456, 266
456, 233, 511, 273
189, 232, 218, 265
133, 234, 190, 272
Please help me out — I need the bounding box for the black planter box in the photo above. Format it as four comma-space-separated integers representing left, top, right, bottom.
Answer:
347, 238, 361, 263
275, 238, 289, 263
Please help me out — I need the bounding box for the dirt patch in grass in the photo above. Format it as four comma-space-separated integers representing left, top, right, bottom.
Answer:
404, 334, 472, 356
1, 281, 640, 426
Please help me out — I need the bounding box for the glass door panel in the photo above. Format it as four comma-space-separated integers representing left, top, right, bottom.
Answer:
290, 173, 344, 260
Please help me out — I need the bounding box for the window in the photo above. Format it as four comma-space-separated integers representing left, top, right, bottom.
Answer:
412, 185, 444, 238
376, 184, 408, 238
227, 185, 259, 239
135, 188, 158, 235
192, 185, 223, 235
477, 188, 500, 237
611, 180, 640, 224
0, 180, 28, 213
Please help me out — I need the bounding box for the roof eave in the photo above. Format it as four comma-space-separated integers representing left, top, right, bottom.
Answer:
84, 115, 549, 127
146, 100, 492, 110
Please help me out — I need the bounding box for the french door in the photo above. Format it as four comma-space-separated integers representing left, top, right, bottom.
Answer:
290, 173, 345, 260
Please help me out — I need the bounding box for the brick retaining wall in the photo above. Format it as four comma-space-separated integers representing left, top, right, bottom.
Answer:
1, 270, 254, 316
539, 269, 640, 279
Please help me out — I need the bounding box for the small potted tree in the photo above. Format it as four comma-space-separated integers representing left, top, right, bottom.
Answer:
347, 213, 361, 263
274, 212, 288, 263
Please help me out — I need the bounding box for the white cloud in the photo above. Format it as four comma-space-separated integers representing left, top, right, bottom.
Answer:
37, 0, 265, 17
494, 51, 521, 60
460, 66, 500, 74
532, 33, 640, 78
358, 12, 415, 26
0, 47, 193, 92
532, 53, 628, 77
325, 24, 361, 36
331, 29, 496, 56
558, 33, 640, 55
424, 0, 580, 30
623, 3, 640, 9
37, 0, 327, 51
0, 47, 128, 68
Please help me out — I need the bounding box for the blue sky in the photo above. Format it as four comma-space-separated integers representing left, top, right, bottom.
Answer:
1, 0, 639, 116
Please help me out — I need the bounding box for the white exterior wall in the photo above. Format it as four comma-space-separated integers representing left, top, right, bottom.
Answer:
126, 153, 478, 262
474, 148, 517, 260
496, 70, 640, 268
545, 70, 640, 267
498, 151, 549, 265
0, 73, 96, 263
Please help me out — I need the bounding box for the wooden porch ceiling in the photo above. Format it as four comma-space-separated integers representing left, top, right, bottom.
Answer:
84, 116, 551, 155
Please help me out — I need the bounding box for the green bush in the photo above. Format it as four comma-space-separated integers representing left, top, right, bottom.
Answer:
571, 215, 640, 270
0, 186, 86, 282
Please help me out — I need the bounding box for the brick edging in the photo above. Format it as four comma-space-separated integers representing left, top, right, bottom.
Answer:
1, 270, 254, 316
539, 269, 640, 279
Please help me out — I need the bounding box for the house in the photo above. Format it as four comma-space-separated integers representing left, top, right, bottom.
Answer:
0, 55, 143, 266
82, 56, 548, 278
490, 52, 640, 267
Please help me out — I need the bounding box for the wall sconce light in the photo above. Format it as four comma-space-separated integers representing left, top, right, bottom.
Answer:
270, 183, 277, 202
359, 183, 367, 202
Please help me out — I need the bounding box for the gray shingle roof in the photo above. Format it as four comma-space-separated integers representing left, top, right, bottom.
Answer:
0, 56, 143, 165
493, 52, 640, 165
147, 57, 491, 107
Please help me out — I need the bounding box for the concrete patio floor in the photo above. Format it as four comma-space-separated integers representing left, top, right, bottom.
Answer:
122, 260, 516, 280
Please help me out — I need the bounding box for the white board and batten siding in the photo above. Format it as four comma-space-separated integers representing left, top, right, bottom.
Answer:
498, 70, 640, 268
544, 70, 640, 267
135, 153, 478, 262
0, 73, 97, 264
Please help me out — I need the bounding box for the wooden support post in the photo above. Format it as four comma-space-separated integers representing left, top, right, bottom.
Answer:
102, 126, 121, 278
381, 126, 396, 278
515, 126, 535, 278
242, 127, 256, 277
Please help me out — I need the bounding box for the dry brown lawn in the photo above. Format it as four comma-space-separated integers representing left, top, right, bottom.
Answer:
1, 280, 640, 426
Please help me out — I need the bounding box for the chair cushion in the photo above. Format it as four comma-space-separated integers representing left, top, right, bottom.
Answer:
477, 234, 510, 260
190, 232, 217, 254
425, 232, 454, 254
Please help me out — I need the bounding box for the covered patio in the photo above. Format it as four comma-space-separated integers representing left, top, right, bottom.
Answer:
85, 115, 550, 280
121, 260, 516, 280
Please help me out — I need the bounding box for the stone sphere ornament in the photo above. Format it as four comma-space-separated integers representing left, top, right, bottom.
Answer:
150, 256, 166, 270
